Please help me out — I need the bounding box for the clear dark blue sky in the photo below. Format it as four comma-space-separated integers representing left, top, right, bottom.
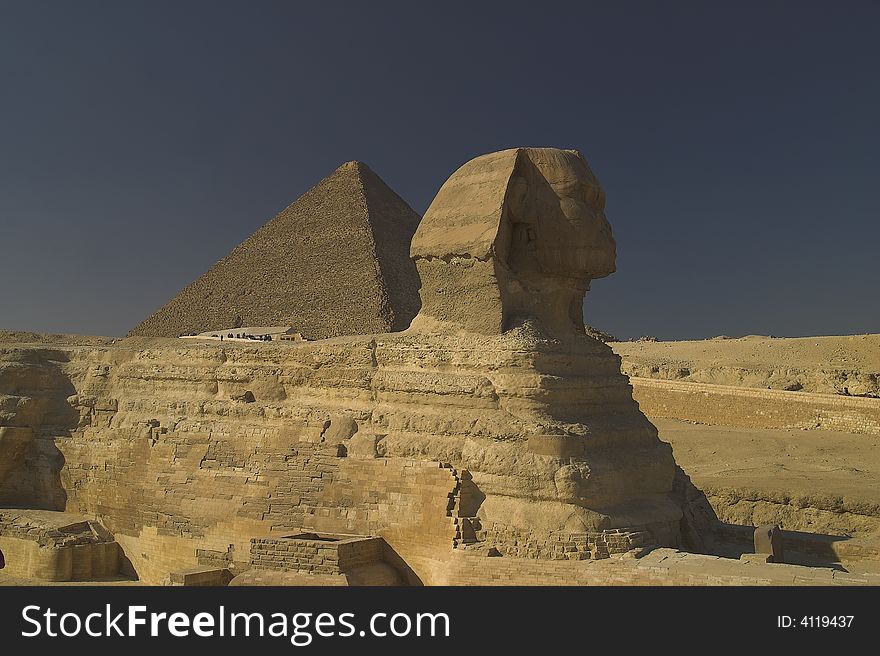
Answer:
1, 1, 877, 339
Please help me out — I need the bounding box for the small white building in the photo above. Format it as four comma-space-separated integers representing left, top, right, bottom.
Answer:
179, 326, 303, 342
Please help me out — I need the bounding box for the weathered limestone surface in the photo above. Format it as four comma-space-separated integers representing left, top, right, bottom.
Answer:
0, 328, 679, 583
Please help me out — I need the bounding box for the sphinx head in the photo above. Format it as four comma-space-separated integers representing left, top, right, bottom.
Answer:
410, 147, 616, 337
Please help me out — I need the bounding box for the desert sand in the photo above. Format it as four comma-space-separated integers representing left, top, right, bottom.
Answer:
613, 333, 880, 396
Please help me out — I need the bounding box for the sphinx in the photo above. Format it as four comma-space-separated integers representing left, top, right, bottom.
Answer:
387, 147, 682, 543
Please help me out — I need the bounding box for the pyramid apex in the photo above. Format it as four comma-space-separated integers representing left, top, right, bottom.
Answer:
335, 160, 372, 174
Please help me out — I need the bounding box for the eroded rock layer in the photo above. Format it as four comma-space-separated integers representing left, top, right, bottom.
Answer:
0, 327, 682, 583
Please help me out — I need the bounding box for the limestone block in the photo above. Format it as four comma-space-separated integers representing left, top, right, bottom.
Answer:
754, 524, 785, 563
168, 566, 233, 586
324, 414, 358, 442
346, 432, 379, 459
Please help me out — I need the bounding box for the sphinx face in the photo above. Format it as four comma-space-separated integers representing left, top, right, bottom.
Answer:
501, 149, 616, 335
511, 148, 616, 281
410, 147, 618, 337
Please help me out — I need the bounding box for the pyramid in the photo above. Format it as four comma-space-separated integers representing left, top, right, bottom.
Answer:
128, 161, 422, 339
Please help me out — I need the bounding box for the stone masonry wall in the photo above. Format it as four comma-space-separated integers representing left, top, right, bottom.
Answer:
463, 522, 652, 560
249, 535, 384, 574
5, 421, 458, 583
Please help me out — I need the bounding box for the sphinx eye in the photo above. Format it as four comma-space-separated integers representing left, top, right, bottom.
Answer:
582, 183, 602, 207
